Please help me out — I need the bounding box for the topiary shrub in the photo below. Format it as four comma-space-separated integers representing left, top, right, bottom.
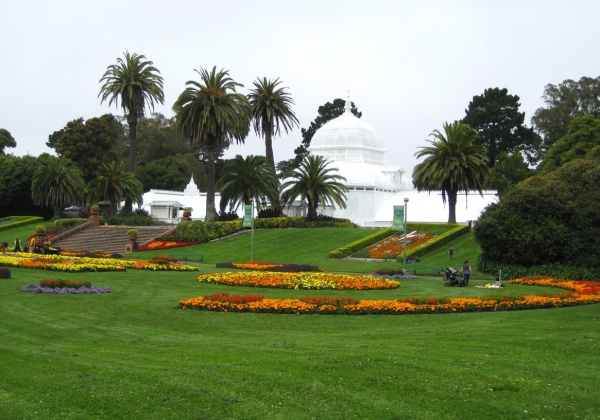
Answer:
0, 268, 11, 279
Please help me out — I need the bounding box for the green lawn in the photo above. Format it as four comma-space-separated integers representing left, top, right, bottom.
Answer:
1, 224, 599, 418
0, 267, 599, 419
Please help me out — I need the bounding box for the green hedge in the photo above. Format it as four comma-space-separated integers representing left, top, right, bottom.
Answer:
53, 218, 88, 229
0, 216, 44, 232
101, 215, 158, 226
478, 254, 600, 281
400, 224, 470, 261
162, 217, 354, 243
329, 228, 394, 259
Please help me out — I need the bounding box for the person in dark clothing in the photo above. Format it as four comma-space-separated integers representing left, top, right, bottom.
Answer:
448, 247, 454, 259
462, 260, 472, 286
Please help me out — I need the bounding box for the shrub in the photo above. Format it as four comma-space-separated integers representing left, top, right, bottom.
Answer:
218, 211, 239, 221
90, 204, 100, 211
53, 218, 87, 230
257, 208, 284, 218
0, 216, 44, 232
101, 214, 156, 226
183, 207, 193, 212
126, 229, 139, 236
0, 268, 11, 278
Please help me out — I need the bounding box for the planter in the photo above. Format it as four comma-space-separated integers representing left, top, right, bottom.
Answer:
89, 210, 100, 226
128, 235, 139, 242
182, 211, 192, 222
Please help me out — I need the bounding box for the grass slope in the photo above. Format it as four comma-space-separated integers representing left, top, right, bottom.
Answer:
0, 267, 599, 419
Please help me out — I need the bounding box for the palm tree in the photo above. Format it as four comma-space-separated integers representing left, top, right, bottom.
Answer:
412, 122, 489, 223
87, 161, 143, 213
280, 155, 348, 219
99, 52, 164, 173
248, 77, 299, 175
31, 157, 85, 219
217, 155, 279, 213
173, 66, 252, 221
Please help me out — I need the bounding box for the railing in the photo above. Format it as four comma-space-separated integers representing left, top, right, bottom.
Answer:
51, 221, 93, 243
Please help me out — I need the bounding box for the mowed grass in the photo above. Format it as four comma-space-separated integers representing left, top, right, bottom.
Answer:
1, 224, 600, 418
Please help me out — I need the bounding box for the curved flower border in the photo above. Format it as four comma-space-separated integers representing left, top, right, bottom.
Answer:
196, 271, 399, 290
180, 276, 600, 315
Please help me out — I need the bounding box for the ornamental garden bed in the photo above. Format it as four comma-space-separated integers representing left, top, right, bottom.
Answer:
180, 276, 600, 315
20, 278, 112, 294
216, 261, 323, 272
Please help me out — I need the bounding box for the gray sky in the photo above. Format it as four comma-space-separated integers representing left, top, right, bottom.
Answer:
1, 0, 599, 175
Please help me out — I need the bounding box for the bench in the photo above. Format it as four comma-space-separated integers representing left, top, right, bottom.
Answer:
407, 265, 445, 275
169, 253, 205, 262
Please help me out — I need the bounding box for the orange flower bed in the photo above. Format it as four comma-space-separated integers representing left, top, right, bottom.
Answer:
367, 233, 435, 258
181, 276, 600, 315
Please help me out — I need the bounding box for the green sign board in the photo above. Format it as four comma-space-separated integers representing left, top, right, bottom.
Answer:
243, 204, 253, 228
391, 206, 404, 231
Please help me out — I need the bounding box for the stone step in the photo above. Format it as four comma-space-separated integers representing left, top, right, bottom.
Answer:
52, 226, 171, 254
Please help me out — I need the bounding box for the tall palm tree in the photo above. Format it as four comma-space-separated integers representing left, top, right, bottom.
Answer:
87, 161, 143, 213
217, 155, 279, 213
248, 77, 299, 175
280, 155, 348, 219
412, 122, 489, 223
31, 157, 85, 219
173, 66, 252, 221
99, 52, 164, 173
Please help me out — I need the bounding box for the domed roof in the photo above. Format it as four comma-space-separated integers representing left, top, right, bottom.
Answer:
309, 101, 386, 165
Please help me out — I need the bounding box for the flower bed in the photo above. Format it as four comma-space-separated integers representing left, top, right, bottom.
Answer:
137, 240, 199, 251
21, 278, 112, 294
216, 262, 323, 272
0, 253, 198, 272
367, 233, 435, 259
180, 276, 600, 315
196, 272, 399, 290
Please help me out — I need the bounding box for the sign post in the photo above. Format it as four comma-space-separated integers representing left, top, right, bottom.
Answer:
243, 203, 254, 261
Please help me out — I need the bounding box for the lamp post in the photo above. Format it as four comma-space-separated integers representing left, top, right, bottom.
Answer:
403, 198, 409, 273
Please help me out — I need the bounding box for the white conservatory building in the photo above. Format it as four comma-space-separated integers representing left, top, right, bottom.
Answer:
282, 100, 498, 226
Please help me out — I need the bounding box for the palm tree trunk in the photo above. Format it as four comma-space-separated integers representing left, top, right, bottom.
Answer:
53, 204, 62, 220
264, 127, 283, 213
127, 113, 137, 172
205, 147, 217, 221
448, 191, 458, 224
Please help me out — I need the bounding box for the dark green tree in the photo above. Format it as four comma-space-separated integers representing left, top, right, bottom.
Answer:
281, 99, 361, 176
474, 150, 600, 267
173, 66, 252, 221
539, 114, 600, 173
99, 52, 164, 173
0, 154, 51, 218
0, 128, 16, 154
412, 122, 489, 223
31, 157, 86, 219
217, 155, 279, 213
280, 155, 348, 219
531, 76, 600, 152
87, 161, 143, 213
485, 148, 531, 194
248, 77, 299, 176
46, 114, 123, 183
134, 157, 189, 192
461, 87, 541, 166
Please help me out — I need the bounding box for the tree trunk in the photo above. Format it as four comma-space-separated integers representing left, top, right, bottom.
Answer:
448, 191, 458, 224
264, 126, 282, 213
127, 112, 137, 172
53, 204, 61, 220
205, 147, 217, 221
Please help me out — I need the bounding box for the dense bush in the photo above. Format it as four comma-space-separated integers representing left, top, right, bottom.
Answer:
478, 254, 600, 281
218, 211, 239, 221
257, 208, 284, 218
53, 218, 87, 230
162, 220, 243, 242
475, 154, 600, 267
0, 268, 11, 279
101, 214, 157, 226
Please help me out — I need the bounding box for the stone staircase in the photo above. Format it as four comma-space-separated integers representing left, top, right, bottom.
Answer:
52, 225, 173, 254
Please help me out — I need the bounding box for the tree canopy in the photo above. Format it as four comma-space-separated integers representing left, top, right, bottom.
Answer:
47, 114, 123, 183
87, 161, 143, 212
31, 157, 86, 219
0, 154, 51, 218
474, 148, 600, 267
99, 52, 164, 172
0, 128, 16, 154
280, 155, 348, 219
412, 122, 489, 223
461, 87, 541, 166
173, 66, 252, 221
217, 155, 279, 213
134, 156, 190, 193
539, 114, 600, 173
531, 76, 600, 152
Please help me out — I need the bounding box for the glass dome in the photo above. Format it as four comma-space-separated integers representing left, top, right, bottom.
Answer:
309, 101, 386, 165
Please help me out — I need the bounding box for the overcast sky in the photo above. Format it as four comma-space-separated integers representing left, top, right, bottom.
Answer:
1, 0, 599, 175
